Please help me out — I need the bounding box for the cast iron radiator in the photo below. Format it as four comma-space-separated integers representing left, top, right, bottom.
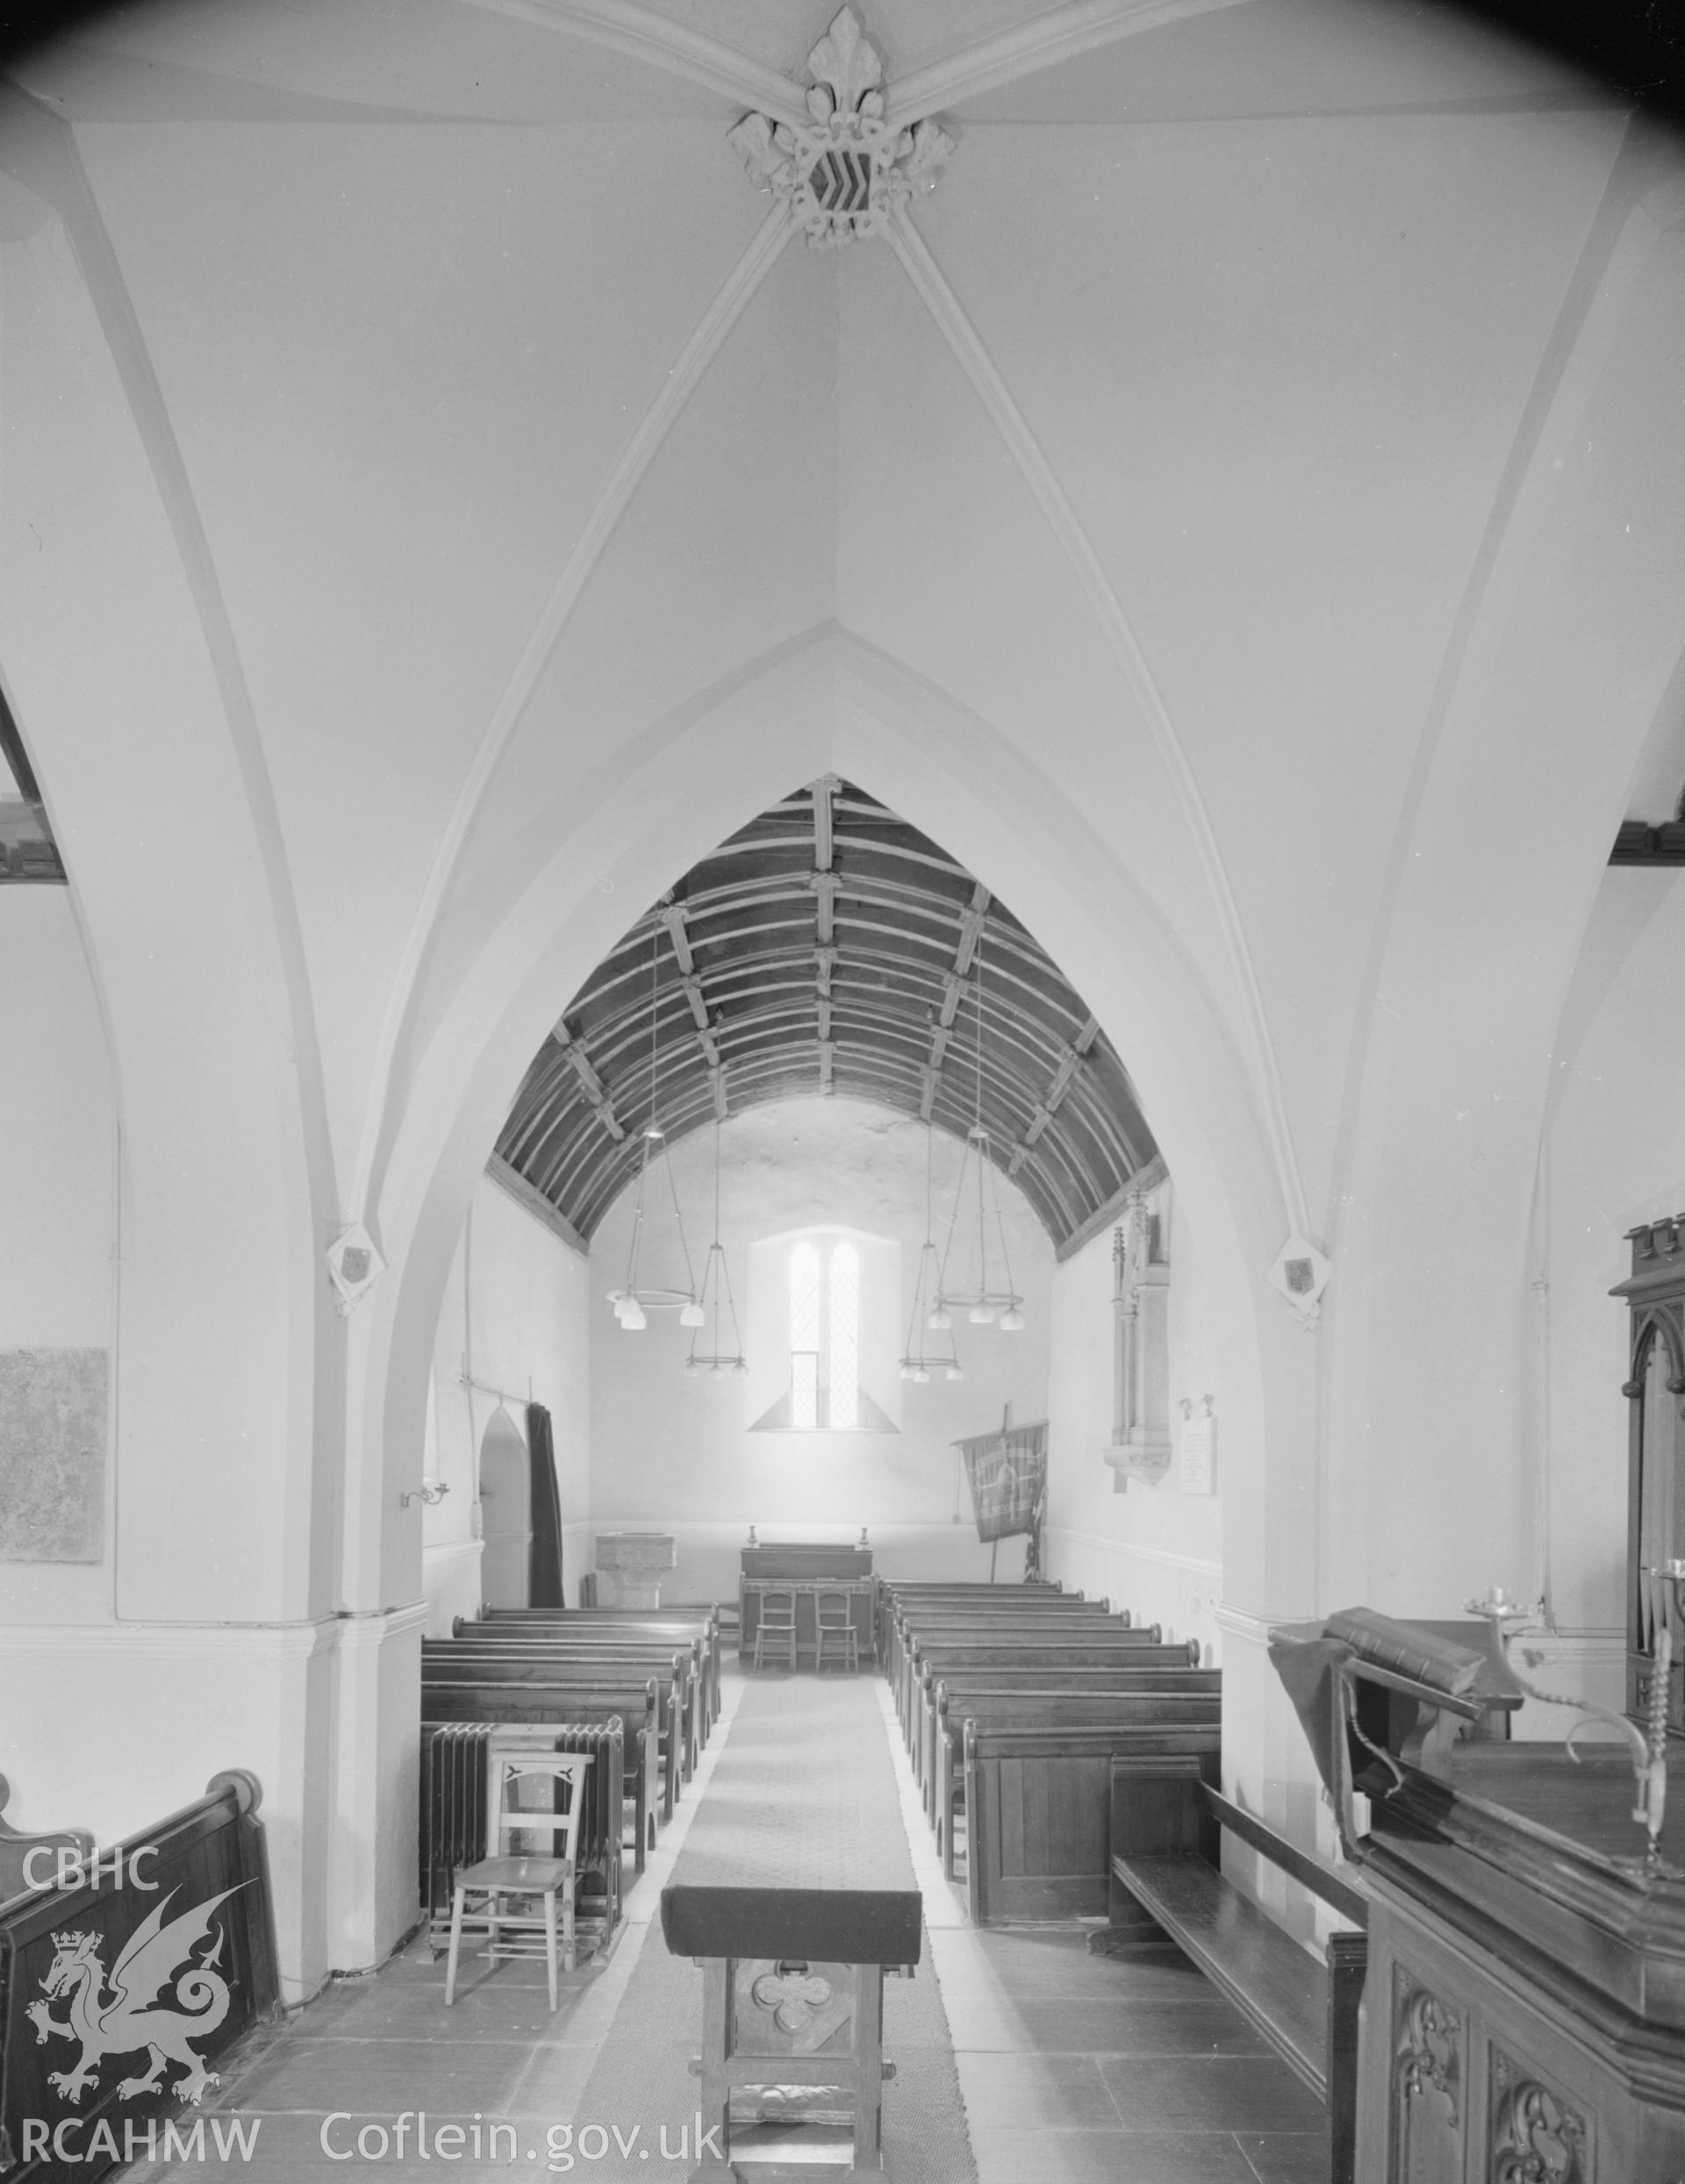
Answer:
419, 1721, 624, 1941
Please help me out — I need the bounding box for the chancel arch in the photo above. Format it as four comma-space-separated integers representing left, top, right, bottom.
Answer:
352, 668, 1325, 1975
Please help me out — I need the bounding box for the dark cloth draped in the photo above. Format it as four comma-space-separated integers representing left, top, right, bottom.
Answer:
526, 1401, 565, 1608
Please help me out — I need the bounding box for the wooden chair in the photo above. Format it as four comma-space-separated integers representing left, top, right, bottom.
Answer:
444, 1751, 592, 2009
815, 1587, 859, 1672
752, 1586, 798, 1671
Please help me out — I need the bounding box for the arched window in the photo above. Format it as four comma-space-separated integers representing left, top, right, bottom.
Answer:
749, 1227, 899, 1434
828, 1242, 859, 1429
789, 1241, 821, 1430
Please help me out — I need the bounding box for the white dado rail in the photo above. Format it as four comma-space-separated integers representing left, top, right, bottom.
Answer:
594, 1530, 678, 1608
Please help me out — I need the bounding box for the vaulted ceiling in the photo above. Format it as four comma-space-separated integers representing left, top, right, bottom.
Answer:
496, 780, 1157, 1243
4, 0, 1684, 1253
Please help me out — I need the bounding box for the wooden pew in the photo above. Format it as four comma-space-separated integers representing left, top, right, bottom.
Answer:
889, 1603, 1121, 1708
447, 1627, 704, 1776
427, 1642, 694, 1802
879, 1585, 1098, 1684
886, 1599, 1117, 1709
421, 1675, 664, 1863
1103, 1757, 1366, 2184
900, 1629, 1187, 1744
913, 1660, 1217, 1802
482, 1607, 722, 1725
425, 1642, 686, 1802
875, 1580, 1083, 1672
923, 1668, 1223, 1837
936, 1688, 1222, 1878
0, 1772, 94, 1908
907, 1643, 1193, 1785
1, 1770, 280, 2174
961, 1719, 1221, 1923
893, 1612, 1147, 1729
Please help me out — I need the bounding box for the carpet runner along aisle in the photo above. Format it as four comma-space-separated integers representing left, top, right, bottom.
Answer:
577, 1673, 979, 2180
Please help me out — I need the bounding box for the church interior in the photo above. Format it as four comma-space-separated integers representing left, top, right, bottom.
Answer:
5, 0, 1685, 2176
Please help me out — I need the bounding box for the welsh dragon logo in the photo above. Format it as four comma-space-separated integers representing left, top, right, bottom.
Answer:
26, 1885, 247, 2108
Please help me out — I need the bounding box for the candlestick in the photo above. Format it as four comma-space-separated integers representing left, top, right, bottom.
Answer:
1465, 1588, 1667, 1862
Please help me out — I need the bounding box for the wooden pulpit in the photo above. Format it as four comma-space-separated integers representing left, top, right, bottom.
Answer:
1275, 1609, 1685, 2179
661, 1884, 921, 2181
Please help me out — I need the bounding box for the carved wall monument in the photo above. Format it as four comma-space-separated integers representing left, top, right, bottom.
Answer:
1103, 1188, 1171, 1489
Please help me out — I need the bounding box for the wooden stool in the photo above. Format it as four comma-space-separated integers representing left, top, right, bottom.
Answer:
662, 1884, 921, 2181
815, 1588, 859, 1673
752, 1586, 798, 1671
444, 1751, 592, 2010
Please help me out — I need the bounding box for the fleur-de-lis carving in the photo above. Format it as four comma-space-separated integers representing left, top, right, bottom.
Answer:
728, 7, 953, 248
806, 9, 884, 125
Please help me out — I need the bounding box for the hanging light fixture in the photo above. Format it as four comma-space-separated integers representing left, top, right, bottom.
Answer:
685, 1119, 748, 1378
900, 1122, 963, 1383
931, 934, 1025, 1333
606, 924, 704, 1331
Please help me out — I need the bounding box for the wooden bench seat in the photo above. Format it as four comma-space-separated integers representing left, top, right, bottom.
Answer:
883, 1593, 1109, 1693
880, 1589, 1101, 1684
429, 1636, 695, 1778
917, 1659, 1215, 1799
962, 1720, 1221, 1922
902, 1635, 1190, 1744
479, 1608, 721, 1724
930, 1682, 1222, 1865
0, 1772, 94, 1909
440, 1632, 702, 1776
1104, 1756, 1366, 2184
889, 1608, 1127, 1712
1, 1770, 279, 2156
875, 1578, 1076, 1659
423, 1656, 685, 1814
894, 1618, 1160, 1727
428, 1642, 690, 1782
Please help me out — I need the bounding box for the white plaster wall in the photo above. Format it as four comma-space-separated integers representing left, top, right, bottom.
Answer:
1044, 1183, 1224, 1660
0, 888, 114, 1625
420, 1172, 590, 1636
587, 1098, 1053, 1608
1530, 869, 1685, 1724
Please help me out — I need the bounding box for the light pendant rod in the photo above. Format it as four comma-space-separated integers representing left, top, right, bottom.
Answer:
606, 920, 703, 1328
931, 934, 1025, 1332
903, 1122, 963, 1380
687, 1117, 747, 1376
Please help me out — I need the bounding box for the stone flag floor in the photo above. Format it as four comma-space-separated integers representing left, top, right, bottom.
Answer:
121, 1665, 1323, 2183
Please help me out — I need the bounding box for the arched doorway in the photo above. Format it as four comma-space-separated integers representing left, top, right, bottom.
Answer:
477, 1405, 532, 1610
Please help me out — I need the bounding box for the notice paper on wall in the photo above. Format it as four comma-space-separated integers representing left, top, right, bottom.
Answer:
1179, 1398, 1215, 1496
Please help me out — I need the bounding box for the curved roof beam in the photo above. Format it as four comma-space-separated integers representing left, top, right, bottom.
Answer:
495, 781, 1158, 1245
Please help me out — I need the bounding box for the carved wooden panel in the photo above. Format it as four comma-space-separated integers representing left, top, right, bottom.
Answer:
1388, 1965, 1461, 2184
1489, 2045, 1592, 2183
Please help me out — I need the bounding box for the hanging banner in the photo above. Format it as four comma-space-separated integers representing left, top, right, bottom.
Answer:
955, 1421, 1048, 1543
